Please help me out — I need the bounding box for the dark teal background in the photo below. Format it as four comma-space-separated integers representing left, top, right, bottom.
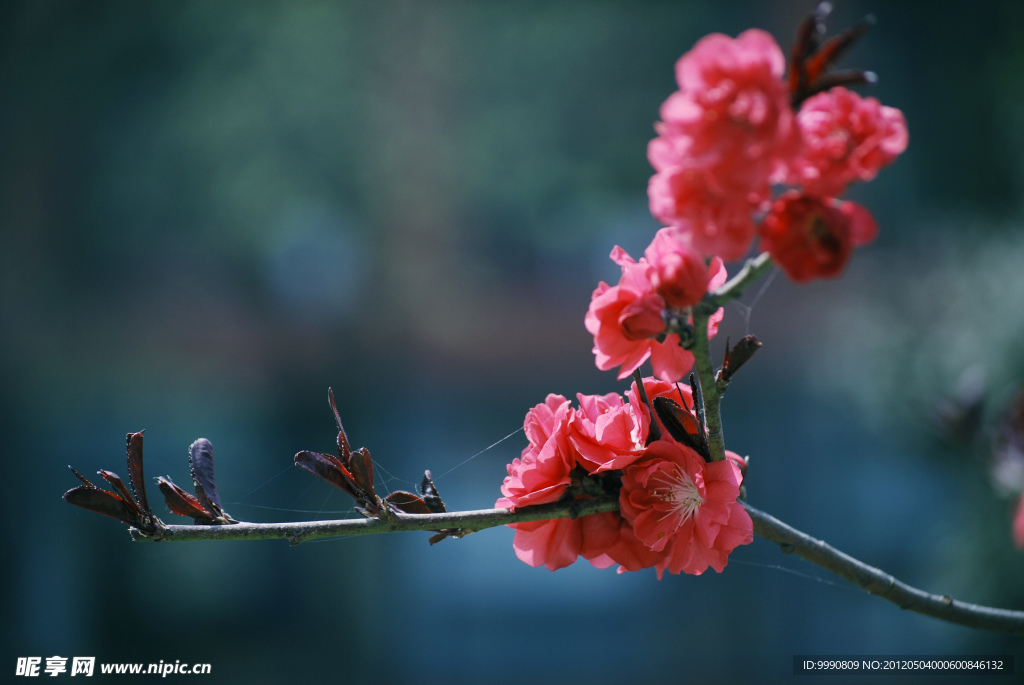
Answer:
3, 1, 1023, 682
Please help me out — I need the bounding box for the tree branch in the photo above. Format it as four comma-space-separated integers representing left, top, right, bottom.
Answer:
130, 495, 1024, 634
691, 305, 725, 462
706, 251, 774, 309
129, 495, 621, 545
688, 252, 775, 463
743, 502, 1024, 635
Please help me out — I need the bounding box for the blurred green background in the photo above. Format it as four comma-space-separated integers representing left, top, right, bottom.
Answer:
3, 0, 1023, 682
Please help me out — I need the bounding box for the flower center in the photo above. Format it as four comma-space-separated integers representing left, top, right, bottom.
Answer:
652, 465, 703, 526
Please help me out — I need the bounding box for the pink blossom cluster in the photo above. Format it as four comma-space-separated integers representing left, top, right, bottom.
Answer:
585, 229, 727, 382
647, 29, 907, 282
496, 378, 753, 577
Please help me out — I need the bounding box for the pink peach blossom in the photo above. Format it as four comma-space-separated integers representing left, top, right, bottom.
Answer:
579, 511, 627, 565
643, 228, 711, 309
508, 518, 581, 571
647, 30, 799, 259
658, 30, 798, 188
585, 247, 695, 382
789, 87, 908, 197
758, 191, 877, 283
596, 518, 671, 577
496, 394, 574, 510
508, 510, 626, 572
706, 256, 727, 337
647, 168, 761, 261
569, 392, 648, 473
620, 439, 752, 575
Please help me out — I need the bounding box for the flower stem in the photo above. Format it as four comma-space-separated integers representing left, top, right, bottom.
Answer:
707, 251, 774, 309
691, 303, 725, 461
690, 252, 776, 462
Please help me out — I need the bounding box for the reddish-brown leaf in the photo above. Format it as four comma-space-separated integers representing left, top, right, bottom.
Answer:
125, 431, 149, 515
294, 450, 358, 498
157, 477, 219, 524
64, 485, 137, 525
348, 447, 375, 496
98, 470, 142, 516
420, 470, 446, 513
654, 397, 708, 460
328, 388, 352, 460
385, 491, 433, 514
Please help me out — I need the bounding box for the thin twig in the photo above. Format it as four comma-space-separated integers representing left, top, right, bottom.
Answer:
743, 502, 1024, 635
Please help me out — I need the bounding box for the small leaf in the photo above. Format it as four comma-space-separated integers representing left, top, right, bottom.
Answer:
157, 477, 219, 524
98, 470, 142, 515
64, 485, 138, 525
348, 447, 375, 496
385, 491, 433, 514
327, 388, 352, 460
125, 431, 150, 515
420, 470, 447, 513
805, 16, 874, 83
189, 438, 224, 513
653, 397, 708, 459
720, 335, 762, 383
294, 450, 358, 498
68, 465, 97, 488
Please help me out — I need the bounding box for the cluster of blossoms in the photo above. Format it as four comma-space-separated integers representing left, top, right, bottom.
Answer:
647, 29, 907, 280
496, 377, 752, 576
502, 20, 909, 575
586, 26, 907, 384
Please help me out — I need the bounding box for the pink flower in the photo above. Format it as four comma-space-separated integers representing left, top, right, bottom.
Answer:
496, 394, 574, 510
578, 511, 627, 565
620, 439, 752, 575
643, 228, 711, 309
658, 30, 798, 188
758, 191, 877, 283
585, 247, 694, 382
586, 244, 728, 383
1014, 494, 1024, 549
647, 168, 760, 261
569, 392, 648, 473
507, 518, 581, 571
507, 510, 624, 572
647, 29, 798, 260
789, 87, 908, 197
706, 256, 727, 337
591, 518, 671, 576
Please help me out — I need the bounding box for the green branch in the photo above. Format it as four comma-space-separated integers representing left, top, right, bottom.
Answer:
707, 251, 774, 309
